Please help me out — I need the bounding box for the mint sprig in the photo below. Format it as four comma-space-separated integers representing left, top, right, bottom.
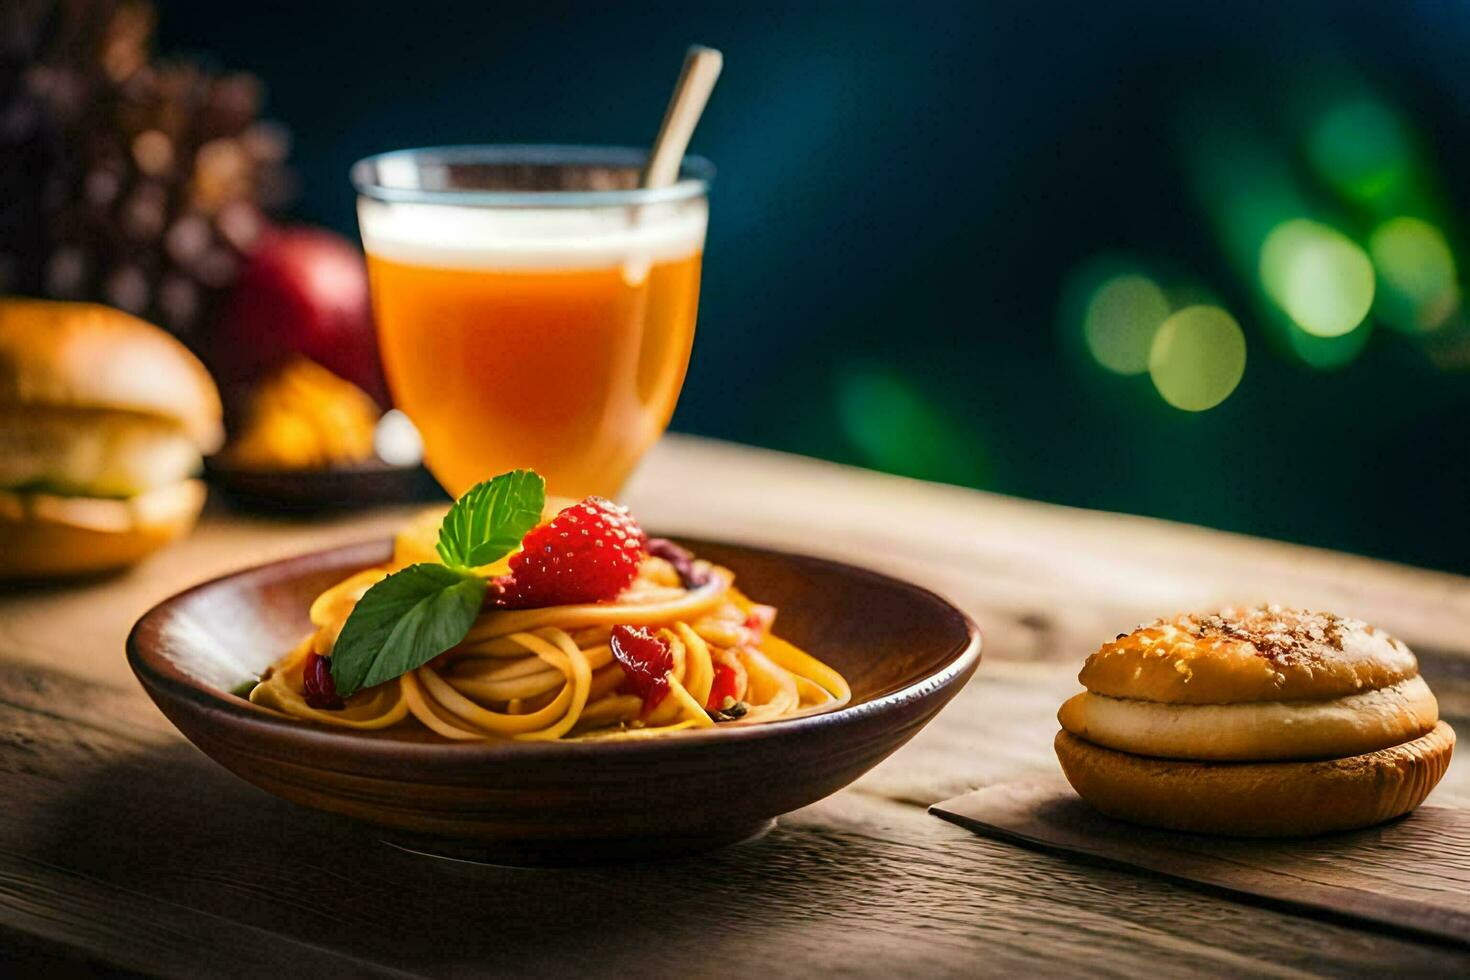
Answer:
437, 469, 544, 568
329, 469, 546, 698
329, 564, 486, 696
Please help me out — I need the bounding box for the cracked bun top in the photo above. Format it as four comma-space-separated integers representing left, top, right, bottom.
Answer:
1078, 606, 1420, 704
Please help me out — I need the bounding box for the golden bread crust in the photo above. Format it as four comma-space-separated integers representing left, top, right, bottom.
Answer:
0, 299, 222, 451
1054, 722, 1454, 836
1057, 677, 1439, 761
0, 481, 205, 578
1079, 606, 1418, 704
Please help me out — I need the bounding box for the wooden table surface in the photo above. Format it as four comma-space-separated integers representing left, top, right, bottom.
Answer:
3, 434, 1468, 977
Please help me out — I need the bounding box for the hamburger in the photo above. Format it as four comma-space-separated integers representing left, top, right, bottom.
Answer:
1055, 606, 1454, 836
0, 299, 222, 578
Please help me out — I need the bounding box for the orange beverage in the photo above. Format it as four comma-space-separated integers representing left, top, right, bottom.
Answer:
353, 147, 710, 498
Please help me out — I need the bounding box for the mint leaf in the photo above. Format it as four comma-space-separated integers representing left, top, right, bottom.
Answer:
329, 563, 486, 697
326, 470, 547, 697
436, 469, 545, 569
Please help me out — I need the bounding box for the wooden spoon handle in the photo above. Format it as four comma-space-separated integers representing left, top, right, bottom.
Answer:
641, 46, 723, 189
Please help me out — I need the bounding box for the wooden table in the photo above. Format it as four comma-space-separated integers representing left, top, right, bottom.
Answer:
3, 435, 1467, 976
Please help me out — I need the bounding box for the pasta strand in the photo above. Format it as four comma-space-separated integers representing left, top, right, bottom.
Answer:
248, 557, 848, 742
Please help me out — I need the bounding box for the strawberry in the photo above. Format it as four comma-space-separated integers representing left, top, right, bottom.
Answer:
496, 496, 646, 608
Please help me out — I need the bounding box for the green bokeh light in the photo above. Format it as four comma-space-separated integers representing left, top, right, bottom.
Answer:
1148, 306, 1247, 411
1082, 274, 1171, 375
1283, 317, 1373, 370
1369, 216, 1459, 333
1307, 100, 1411, 205
835, 365, 986, 486
1259, 219, 1374, 337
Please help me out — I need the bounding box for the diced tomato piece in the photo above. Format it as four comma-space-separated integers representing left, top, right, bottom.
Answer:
743, 604, 775, 634
610, 625, 673, 714
706, 661, 741, 711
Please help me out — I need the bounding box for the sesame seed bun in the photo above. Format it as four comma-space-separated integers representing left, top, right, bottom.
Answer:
1058, 607, 1454, 835
1054, 722, 1455, 837
1079, 606, 1417, 704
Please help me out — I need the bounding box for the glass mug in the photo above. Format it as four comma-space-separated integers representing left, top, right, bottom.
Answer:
351, 146, 711, 499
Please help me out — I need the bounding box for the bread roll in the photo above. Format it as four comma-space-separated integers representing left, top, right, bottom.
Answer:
1056, 606, 1455, 835
0, 300, 221, 578
1055, 723, 1454, 837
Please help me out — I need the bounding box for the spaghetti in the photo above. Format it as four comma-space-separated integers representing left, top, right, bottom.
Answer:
249, 543, 851, 741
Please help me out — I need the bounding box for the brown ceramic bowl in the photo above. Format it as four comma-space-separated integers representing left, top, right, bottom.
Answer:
128, 537, 981, 863
204, 456, 441, 510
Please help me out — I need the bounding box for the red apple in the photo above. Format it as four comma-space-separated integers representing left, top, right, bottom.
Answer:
211, 225, 386, 404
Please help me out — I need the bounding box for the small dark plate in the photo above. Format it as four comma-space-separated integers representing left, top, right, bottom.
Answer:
127, 537, 981, 864
204, 456, 444, 511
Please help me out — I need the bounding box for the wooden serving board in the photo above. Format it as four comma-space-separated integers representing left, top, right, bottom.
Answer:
931, 777, 1470, 948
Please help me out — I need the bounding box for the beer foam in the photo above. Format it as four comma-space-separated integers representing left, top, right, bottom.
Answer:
357, 198, 707, 271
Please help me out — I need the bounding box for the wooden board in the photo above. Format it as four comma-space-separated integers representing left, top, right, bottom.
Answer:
932, 777, 1470, 948
2, 435, 1469, 975
4, 658, 1470, 976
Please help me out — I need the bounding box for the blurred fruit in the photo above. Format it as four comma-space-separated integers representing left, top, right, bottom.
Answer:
0, 0, 290, 340
211, 226, 384, 405
222, 356, 379, 470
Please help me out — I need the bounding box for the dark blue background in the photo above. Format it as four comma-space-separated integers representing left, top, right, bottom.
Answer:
157, 1, 1470, 572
